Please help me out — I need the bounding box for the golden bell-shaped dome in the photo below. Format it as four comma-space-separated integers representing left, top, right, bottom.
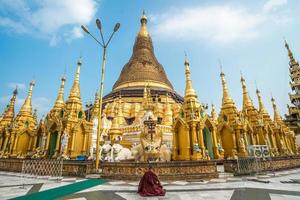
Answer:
112, 11, 173, 91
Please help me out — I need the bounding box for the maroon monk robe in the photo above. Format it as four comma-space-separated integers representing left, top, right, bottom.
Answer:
138, 168, 166, 197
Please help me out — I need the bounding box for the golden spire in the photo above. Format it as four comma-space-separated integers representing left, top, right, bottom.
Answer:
68, 59, 82, 101
220, 71, 234, 106
92, 91, 99, 118
0, 87, 17, 122
184, 56, 197, 99
256, 88, 267, 115
19, 80, 35, 116
53, 76, 66, 110
284, 40, 298, 66
163, 93, 173, 126
138, 10, 149, 37
241, 75, 253, 110
33, 109, 37, 122
211, 104, 218, 123
271, 97, 283, 123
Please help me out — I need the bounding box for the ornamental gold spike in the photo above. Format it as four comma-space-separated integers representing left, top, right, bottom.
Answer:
241, 75, 253, 110
271, 97, 282, 123
19, 80, 35, 116
285, 40, 295, 63
184, 56, 197, 99
1, 87, 17, 122
53, 76, 66, 110
68, 59, 82, 101
138, 10, 149, 37
211, 103, 218, 123
220, 71, 234, 106
256, 88, 267, 115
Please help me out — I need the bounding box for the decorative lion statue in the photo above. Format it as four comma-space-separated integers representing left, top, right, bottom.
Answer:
111, 143, 133, 161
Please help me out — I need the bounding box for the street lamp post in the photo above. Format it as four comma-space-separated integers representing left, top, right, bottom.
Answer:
81, 20, 120, 172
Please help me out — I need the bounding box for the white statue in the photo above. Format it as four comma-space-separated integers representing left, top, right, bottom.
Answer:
111, 143, 133, 161
142, 111, 156, 124
60, 132, 69, 159
100, 143, 112, 161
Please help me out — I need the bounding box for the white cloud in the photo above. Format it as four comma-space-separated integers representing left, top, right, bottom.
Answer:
151, 6, 266, 45
264, 0, 288, 12
65, 26, 84, 43
7, 82, 26, 90
0, 0, 98, 46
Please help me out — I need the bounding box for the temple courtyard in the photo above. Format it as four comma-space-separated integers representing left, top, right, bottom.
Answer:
1, 167, 300, 200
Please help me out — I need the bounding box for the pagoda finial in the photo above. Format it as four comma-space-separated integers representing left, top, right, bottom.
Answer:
53, 75, 66, 110
240, 75, 252, 110
92, 91, 100, 118
184, 54, 197, 98
284, 39, 298, 66
211, 103, 218, 123
139, 10, 148, 37
68, 59, 82, 101
19, 80, 35, 116
271, 96, 282, 122
220, 71, 234, 106
256, 88, 267, 114
1, 87, 18, 122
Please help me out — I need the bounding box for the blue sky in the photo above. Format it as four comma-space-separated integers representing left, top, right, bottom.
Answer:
0, 0, 299, 119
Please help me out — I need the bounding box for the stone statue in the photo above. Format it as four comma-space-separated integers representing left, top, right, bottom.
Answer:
100, 143, 113, 161
60, 132, 69, 160
111, 143, 133, 161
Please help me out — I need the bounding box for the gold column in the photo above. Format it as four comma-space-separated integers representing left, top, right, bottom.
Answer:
243, 131, 249, 146
212, 128, 219, 159
28, 136, 33, 151
172, 130, 178, 159
232, 130, 237, 157
54, 132, 61, 157
2, 136, 8, 151
71, 132, 76, 157
45, 131, 51, 153
198, 126, 205, 158
0, 137, 3, 150
191, 123, 201, 160
250, 132, 255, 145
82, 133, 87, 154
8, 134, 15, 154
12, 134, 19, 155
32, 135, 37, 151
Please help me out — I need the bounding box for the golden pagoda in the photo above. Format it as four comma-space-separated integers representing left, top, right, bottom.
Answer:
101, 12, 183, 147
0, 88, 17, 155
284, 40, 300, 144
256, 88, 279, 155
10, 81, 37, 157
271, 97, 297, 154
45, 60, 93, 159
173, 57, 218, 160
217, 71, 247, 158
44, 75, 66, 158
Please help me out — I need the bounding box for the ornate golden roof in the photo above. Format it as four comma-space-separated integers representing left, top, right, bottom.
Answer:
112, 12, 173, 91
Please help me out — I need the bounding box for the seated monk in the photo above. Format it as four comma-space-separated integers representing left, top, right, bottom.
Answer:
138, 166, 166, 197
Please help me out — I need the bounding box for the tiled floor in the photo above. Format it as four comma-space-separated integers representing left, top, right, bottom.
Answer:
0, 168, 300, 200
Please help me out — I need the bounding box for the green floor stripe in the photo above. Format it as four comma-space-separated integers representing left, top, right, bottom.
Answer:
11, 179, 108, 200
